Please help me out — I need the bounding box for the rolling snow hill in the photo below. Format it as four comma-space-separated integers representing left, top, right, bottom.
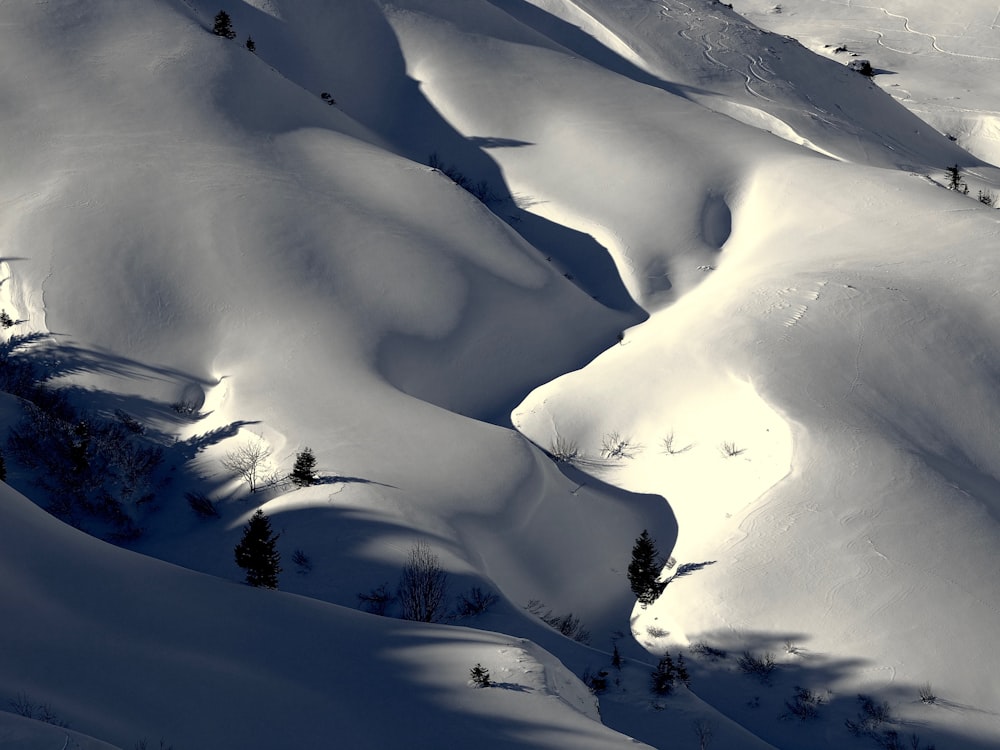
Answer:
1, 1, 999, 748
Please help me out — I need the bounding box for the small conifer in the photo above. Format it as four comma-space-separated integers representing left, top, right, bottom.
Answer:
212, 10, 237, 39
234, 508, 282, 588
628, 530, 664, 605
290, 447, 317, 487
470, 663, 491, 687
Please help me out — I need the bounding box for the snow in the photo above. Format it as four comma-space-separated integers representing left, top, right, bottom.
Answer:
1, 0, 999, 748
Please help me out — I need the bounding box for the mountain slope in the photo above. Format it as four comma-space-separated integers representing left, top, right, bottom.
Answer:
1, 0, 999, 748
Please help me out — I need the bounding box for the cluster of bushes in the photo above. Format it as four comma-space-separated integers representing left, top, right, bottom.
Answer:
846, 695, 937, 749
357, 542, 498, 624
427, 153, 501, 204
548, 429, 747, 466
650, 652, 691, 695
524, 599, 591, 643
1, 339, 164, 539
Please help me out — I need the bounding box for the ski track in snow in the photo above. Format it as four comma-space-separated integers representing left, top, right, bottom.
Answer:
678, 18, 776, 102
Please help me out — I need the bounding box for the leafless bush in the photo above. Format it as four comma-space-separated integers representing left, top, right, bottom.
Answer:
582, 667, 609, 694
186, 491, 219, 519
661, 430, 694, 455
525, 599, 591, 643
782, 686, 825, 721
549, 435, 581, 463
601, 431, 642, 460
691, 642, 728, 660
222, 435, 273, 493
693, 720, 714, 750
8, 692, 67, 727
646, 625, 670, 638
292, 549, 313, 573
918, 683, 937, 705
357, 583, 393, 616
719, 441, 746, 458
455, 586, 498, 618
398, 541, 449, 623
737, 651, 775, 683
846, 694, 894, 737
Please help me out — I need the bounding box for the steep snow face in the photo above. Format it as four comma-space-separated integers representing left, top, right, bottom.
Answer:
737, 0, 1000, 165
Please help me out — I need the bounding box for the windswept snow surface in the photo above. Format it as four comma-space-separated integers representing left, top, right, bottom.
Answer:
1, 0, 1000, 748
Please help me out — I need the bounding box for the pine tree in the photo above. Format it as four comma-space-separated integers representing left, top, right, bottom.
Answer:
946, 164, 968, 194
234, 509, 281, 588
627, 529, 664, 605
651, 653, 677, 695
212, 10, 237, 39
245, 35, 256, 53
290, 447, 317, 487
470, 663, 491, 687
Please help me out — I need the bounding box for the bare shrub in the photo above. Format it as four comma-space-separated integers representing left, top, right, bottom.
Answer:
292, 548, 313, 573
600, 431, 642, 460
186, 491, 219, 519
8, 692, 67, 727
846, 694, 894, 736
782, 686, 825, 721
719, 441, 746, 458
693, 720, 714, 750
525, 599, 591, 643
737, 651, 775, 683
918, 683, 937, 705
691, 642, 727, 660
549, 435, 581, 463
646, 625, 669, 639
661, 430, 694, 455
357, 583, 393, 616
582, 667, 609, 694
398, 541, 449, 623
455, 586, 498, 618
222, 434, 272, 493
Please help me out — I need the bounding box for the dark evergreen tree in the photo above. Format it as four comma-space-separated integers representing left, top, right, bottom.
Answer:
0, 449, 7, 482
651, 653, 677, 695
628, 529, 664, 605
234, 508, 281, 588
245, 35, 256, 53
946, 164, 968, 194
290, 447, 317, 487
212, 10, 237, 39
470, 663, 491, 687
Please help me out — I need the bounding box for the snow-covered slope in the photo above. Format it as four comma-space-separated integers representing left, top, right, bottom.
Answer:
2, 0, 999, 747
